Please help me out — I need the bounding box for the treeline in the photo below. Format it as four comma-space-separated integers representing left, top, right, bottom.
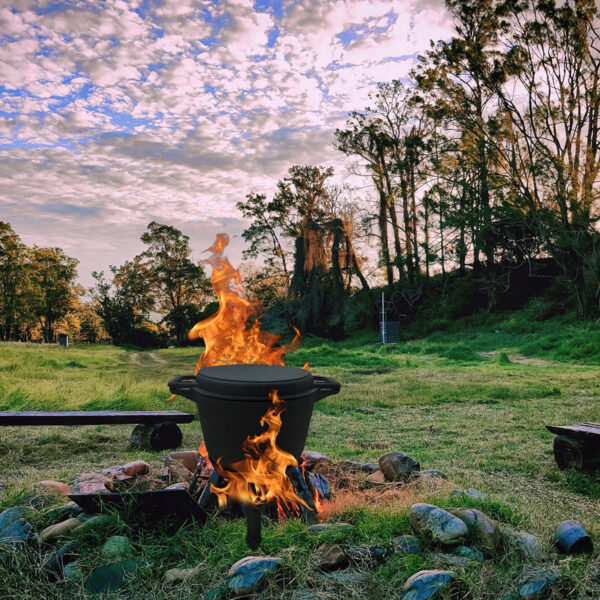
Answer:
344, 0, 600, 317
90, 221, 211, 347
238, 0, 600, 334
0, 221, 213, 346
0, 222, 90, 343
2, 0, 599, 345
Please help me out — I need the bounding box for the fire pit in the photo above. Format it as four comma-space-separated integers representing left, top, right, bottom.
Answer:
166, 232, 341, 549
169, 364, 340, 548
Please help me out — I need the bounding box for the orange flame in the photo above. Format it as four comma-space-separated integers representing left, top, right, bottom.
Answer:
185, 233, 316, 514
188, 233, 300, 373
211, 390, 310, 511
199, 441, 209, 460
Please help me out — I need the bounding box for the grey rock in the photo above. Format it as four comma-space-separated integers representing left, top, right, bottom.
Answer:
164, 481, 190, 491
63, 561, 83, 581
0, 507, 26, 533
43, 542, 77, 577
450, 508, 499, 555
314, 544, 349, 571
360, 462, 381, 473
393, 535, 423, 554
432, 552, 472, 568
0, 518, 36, 544
409, 470, 448, 483
100, 535, 134, 560
71, 472, 113, 495
499, 525, 543, 561
379, 451, 420, 481
518, 568, 558, 600
410, 503, 468, 546
401, 569, 453, 600
226, 556, 281, 596
451, 488, 488, 500
452, 545, 484, 562
465, 488, 488, 499
308, 472, 331, 499
553, 520, 593, 555
307, 522, 352, 534
84, 559, 139, 594
302, 450, 330, 470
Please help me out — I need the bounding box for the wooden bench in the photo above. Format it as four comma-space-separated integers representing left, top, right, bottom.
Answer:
546, 422, 600, 472
0, 410, 195, 451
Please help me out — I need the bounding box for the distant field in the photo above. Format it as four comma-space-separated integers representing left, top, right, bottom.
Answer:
1, 321, 599, 598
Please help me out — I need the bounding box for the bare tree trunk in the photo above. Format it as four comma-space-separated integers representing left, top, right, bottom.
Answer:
377, 185, 394, 287
424, 195, 430, 279
400, 175, 414, 283
410, 162, 419, 279
388, 200, 406, 282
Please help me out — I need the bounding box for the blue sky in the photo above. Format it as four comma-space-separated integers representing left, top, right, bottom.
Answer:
0, 0, 451, 286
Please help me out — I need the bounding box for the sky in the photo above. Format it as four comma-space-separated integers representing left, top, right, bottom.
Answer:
0, 0, 453, 288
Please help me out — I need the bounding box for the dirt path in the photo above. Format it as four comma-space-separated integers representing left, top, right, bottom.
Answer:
479, 351, 591, 367
127, 352, 167, 367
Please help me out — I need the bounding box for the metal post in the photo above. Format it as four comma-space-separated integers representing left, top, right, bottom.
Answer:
245, 503, 263, 550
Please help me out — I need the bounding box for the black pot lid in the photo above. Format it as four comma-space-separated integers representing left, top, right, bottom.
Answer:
194, 364, 314, 401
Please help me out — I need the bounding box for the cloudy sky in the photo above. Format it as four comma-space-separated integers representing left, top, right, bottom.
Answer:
0, 0, 452, 287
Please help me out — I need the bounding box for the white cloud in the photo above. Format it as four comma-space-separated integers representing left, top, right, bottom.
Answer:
0, 0, 452, 284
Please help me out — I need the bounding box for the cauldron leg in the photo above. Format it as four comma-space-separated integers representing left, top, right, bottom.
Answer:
245, 504, 263, 550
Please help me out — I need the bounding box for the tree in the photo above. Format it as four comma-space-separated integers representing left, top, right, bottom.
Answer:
236, 193, 290, 280
139, 222, 210, 344
237, 166, 369, 337
485, 0, 600, 315
0, 222, 28, 341
275, 166, 366, 337
29, 247, 79, 343
335, 82, 431, 287
90, 268, 138, 346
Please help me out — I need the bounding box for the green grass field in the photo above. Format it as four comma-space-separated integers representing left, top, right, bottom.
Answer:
1, 315, 599, 598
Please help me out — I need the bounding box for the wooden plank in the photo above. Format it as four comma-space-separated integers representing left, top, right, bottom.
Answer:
546, 423, 600, 445
0, 410, 195, 426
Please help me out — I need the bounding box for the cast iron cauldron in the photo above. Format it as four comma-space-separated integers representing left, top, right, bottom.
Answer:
168, 364, 340, 548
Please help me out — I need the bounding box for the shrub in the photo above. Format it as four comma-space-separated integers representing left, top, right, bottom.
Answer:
440, 343, 482, 362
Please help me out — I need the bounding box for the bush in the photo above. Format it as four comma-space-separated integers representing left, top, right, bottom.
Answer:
440, 343, 482, 362
123, 326, 165, 349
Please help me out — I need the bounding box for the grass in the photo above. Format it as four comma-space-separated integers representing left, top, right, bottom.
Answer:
1, 312, 600, 598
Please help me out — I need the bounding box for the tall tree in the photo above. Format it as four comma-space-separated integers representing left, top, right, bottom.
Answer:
90, 268, 138, 346
29, 247, 79, 343
139, 222, 210, 344
0, 222, 28, 341
485, 0, 600, 315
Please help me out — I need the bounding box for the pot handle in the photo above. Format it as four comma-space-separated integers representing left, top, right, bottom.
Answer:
168, 375, 199, 400
313, 375, 341, 401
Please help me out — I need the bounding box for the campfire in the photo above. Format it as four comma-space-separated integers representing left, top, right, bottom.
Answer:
169, 233, 340, 548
